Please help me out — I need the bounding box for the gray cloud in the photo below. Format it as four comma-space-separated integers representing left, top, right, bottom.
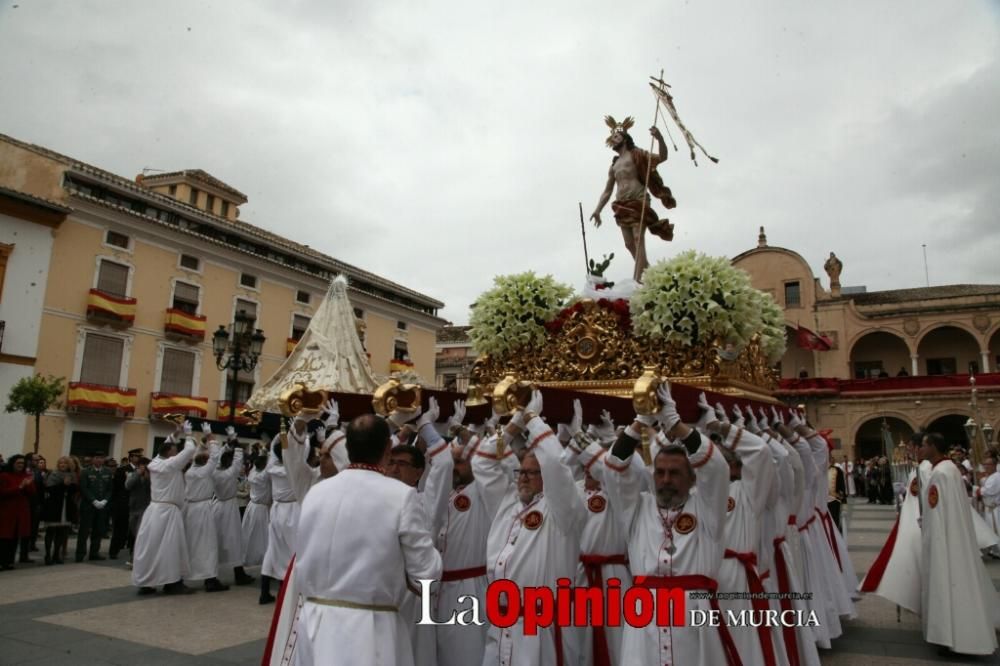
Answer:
1, 0, 998, 323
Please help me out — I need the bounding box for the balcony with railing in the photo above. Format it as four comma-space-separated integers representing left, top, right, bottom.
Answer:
66, 382, 137, 418
777, 373, 1000, 398
164, 308, 207, 342
86, 289, 136, 329
150, 392, 209, 419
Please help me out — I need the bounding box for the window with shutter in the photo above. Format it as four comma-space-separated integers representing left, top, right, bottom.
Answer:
235, 298, 257, 320
160, 348, 196, 394
96, 260, 129, 297
172, 282, 200, 314
80, 334, 124, 387
292, 315, 311, 341
394, 340, 409, 361
226, 367, 255, 403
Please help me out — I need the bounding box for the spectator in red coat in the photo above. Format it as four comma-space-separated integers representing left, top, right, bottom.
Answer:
0, 454, 37, 570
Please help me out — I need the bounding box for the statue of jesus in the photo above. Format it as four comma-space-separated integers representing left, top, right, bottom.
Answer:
590, 116, 676, 282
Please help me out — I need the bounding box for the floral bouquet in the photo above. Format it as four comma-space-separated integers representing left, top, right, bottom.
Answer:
469, 272, 573, 357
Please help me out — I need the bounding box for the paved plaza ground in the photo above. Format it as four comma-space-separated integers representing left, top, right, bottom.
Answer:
1, 498, 999, 664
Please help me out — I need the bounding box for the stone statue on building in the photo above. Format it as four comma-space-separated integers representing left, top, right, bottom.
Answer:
591, 116, 675, 282
824, 252, 843, 295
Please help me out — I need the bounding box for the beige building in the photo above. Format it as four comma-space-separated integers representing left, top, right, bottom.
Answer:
435, 325, 475, 392
734, 228, 1000, 459
0, 133, 446, 461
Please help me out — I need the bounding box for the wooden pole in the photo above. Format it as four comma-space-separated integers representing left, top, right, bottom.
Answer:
635, 69, 665, 282
578, 202, 590, 273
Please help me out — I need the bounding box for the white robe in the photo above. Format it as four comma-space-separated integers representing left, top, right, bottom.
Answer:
241, 466, 271, 567
921, 458, 1000, 655
480, 419, 587, 666
433, 435, 510, 666
132, 438, 196, 587
979, 470, 1000, 542
718, 429, 786, 666
262, 456, 299, 580
292, 467, 442, 666
213, 447, 244, 570
858, 467, 923, 613
402, 426, 454, 666
790, 435, 841, 647
565, 441, 635, 666
184, 446, 221, 581
603, 430, 733, 666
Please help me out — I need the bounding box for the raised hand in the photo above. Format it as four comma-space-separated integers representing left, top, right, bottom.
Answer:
322, 398, 340, 428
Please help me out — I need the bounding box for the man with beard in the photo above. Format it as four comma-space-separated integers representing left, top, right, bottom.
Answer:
590, 116, 676, 281
602, 382, 740, 666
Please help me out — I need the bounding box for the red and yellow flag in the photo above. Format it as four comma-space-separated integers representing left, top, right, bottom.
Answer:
151, 392, 208, 418
67, 382, 136, 415
87, 289, 136, 322
165, 309, 207, 338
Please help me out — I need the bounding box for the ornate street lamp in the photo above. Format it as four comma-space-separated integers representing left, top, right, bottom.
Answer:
214, 310, 266, 428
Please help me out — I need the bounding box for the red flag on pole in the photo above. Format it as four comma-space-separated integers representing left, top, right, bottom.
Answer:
796, 325, 832, 351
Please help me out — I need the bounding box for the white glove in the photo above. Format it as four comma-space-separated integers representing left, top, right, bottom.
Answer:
788, 409, 803, 428
200, 422, 212, 435
182, 420, 193, 435
695, 392, 718, 433
447, 400, 466, 434
731, 404, 745, 428
323, 398, 340, 428
512, 390, 544, 429
652, 382, 681, 431
745, 406, 761, 435
387, 404, 422, 429
714, 402, 729, 424
771, 407, 784, 425
757, 407, 771, 430
415, 397, 440, 429
568, 399, 583, 438
92, 499, 102, 509
592, 410, 617, 443
315, 426, 328, 443
225, 425, 237, 442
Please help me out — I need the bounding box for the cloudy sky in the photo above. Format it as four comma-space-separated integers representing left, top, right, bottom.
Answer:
1, 1, 998, 323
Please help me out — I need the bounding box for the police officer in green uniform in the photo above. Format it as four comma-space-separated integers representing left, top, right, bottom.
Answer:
77, 453, 113, 562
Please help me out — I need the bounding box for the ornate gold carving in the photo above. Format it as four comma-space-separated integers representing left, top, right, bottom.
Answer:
471, 298, 778, 400
632, 367, 662, 416
278, 384, 329, 418
492, 374, 534, 416
372, 378, 422, 417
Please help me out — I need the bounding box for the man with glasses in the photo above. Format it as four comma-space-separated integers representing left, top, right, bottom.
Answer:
475, 390, 587, 666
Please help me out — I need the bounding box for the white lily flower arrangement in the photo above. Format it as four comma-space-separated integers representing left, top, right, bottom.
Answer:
469, 272, 573, 358
630, 251, 784, 359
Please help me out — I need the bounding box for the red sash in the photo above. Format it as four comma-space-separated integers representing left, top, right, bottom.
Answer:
859, 515, 900, 592
815, 508, 843, 571
724, 549, 777, 666
772, 536, 801, 666
579, 553, 628, 666
440, 565, 487, 582
633, 575, 743, 666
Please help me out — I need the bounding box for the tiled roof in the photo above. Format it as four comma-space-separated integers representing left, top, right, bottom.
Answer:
0, 133, 444, 311
0, 185, 71, 213
140, 169, 247, 201
849, 284, 1000, 305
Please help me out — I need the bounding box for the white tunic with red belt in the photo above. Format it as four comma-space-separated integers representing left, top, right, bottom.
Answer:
241, 466, 271, 567
481, 418, 587, 666
435, 435, 508, 666
262, 456, 299, 580
717, 428, 783, 666
603, 431, 739, 666
212, 446, 244, 569
183, 445, 221, 582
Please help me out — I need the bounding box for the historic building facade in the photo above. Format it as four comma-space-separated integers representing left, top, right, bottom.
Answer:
734, 228, 1000, 459
0, 133, 446, 461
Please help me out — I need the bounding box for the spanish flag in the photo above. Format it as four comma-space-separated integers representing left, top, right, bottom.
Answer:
151, 393, 208, 418
67, 382, 137, 415
87, 289, 136, 322
165, 309, 207, 338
